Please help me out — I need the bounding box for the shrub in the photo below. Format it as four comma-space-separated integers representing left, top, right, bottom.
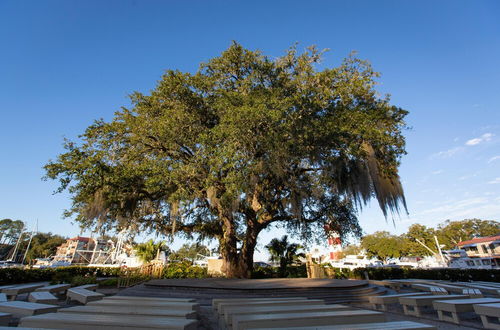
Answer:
98, 278, 118, 287
251, 266, 276, 279
71, 275, 97, 286
162, 261, 208, 278
0, 266, 121, 285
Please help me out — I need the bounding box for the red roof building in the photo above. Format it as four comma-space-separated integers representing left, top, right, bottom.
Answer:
457, 234, 500, 259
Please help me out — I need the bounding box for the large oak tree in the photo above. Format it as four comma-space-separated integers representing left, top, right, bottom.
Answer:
45, 43, 408, 278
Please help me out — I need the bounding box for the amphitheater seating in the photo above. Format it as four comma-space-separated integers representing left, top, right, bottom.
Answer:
104, 295, 195, 303
0, 301, 58, 318
430, 287, 448, 295
88, 298, 200, 311
398, 294, 467, 317
221, 303, 352, 329
212, 297, 304, 312
35, 284, 71, 295
473, 302, 500, 329
59, 304, 197, 319
1, 284, 45, 300
432, 298, 500, 325
28, 291, 58, 304
74, 284, 98, 291
463, 288, 484, 298
231, 310, 386, 330
66, 288, 104, 304
19, 296, 200, 330
249, 321, 437, 329
0, 313, 10, 326
369, 292, 427, 311
19, 313, 199, 330
218, 299, 325, 317
212, 297, 438, 330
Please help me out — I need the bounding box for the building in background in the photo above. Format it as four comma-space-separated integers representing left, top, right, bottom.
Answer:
53, 236, 114, 264
457, 235, 500, 258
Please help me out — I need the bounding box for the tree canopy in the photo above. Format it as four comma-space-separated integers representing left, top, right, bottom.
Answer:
361, 231, 406, 260
169, 243, 210, 263
0, 219, 25, 245
44, 43, 408, 277
357, 218, 499, 260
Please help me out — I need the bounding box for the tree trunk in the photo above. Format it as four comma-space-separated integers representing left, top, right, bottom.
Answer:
220, 219, 261, 278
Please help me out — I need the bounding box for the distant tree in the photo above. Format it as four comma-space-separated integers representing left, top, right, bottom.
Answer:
265, 235, 305, 277
23, 233, 66, 263
44, 43, 408, 278
361, 231, 406, 261
169, 243, 210, 263
436, 219, 500, 249
341, 244, 362, 256
0, 219, 25, 245
403, 224, 436, 256
134, 239, 169, 263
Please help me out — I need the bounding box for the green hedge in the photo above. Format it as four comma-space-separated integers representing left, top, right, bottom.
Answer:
322, 266, 500, 282
0, 266, 120, 285
1, 264, 497, 283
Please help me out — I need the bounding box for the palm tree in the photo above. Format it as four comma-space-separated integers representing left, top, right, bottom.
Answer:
265, 235, 305, 277
134, 239, 168, 263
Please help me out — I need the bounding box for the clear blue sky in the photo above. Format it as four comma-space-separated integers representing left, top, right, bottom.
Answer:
1, 1, 499, 258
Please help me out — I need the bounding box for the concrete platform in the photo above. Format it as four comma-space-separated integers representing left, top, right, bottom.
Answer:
88, 299, 199, 311
20, 313, 199, 330
0, 301, 57, 318
146, 278, 368, 290
105, 295, 195, 303
232, 309, 386, 330
59, 305, 197, 319
250, 321, 437, 330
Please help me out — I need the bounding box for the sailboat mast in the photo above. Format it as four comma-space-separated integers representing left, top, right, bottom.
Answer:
21, 220, 37, 264
8, 231, 25, 262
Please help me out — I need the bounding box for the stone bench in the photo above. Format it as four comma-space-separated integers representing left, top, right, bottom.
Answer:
20, 312, 199, 330
88, 299, 199, 311
218, 299, 324, 317
398, 294, 467, 317
0, 313, 10, 326
460, 283, 500, 295
474, 302, 500, 329
212, 297, 304, 312
106, 295, 195, 303
430, 287, 448, 295
432, 297, 500, 324
222, 304, 351, 329
250, 320, 437, 330
232, 309, 386, 330
0, 301, 57, 318
66, 288, 104, 304
369, 292, 427, 311
28, 292, 58, 304
463, 288, 483, 298
73, 284, 98, 291
1, 284, 45, 300
411, 283, 445, 293
35, 284, 71, 295
59, 304, 197, 319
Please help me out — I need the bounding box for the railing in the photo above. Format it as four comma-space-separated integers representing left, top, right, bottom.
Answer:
116, 261, 165, 288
